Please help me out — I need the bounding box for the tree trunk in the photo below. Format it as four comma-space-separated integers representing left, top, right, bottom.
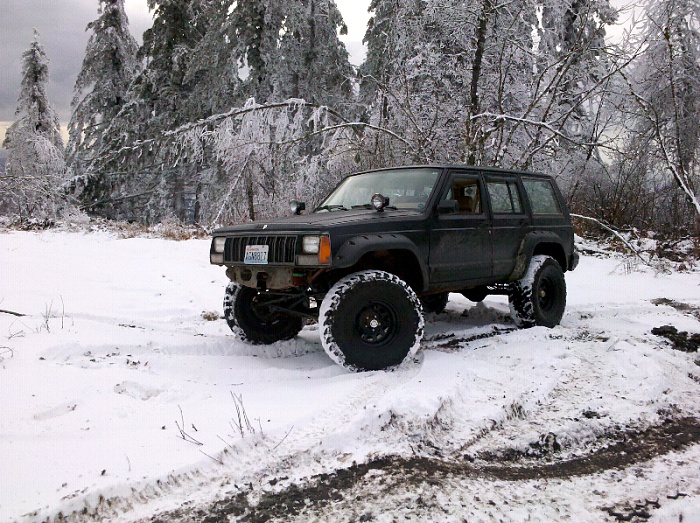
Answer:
465, 0, 492, 165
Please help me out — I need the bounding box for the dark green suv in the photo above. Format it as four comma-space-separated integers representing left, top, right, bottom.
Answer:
210, 165, 579, 371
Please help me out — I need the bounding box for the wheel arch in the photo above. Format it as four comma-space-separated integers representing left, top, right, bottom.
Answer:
509, 232, 568, 281
533, 242, 567, 272
334, 234, 428, 292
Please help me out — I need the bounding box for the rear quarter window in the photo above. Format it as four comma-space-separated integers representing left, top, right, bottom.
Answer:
522, 178, 562, 215
486, 181, 523, 214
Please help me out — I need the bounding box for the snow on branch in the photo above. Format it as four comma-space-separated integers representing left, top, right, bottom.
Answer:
165, 98, 353, 139
471, 112, 603, 148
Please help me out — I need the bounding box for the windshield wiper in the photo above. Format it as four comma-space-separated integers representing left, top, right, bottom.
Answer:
316, 204, 348, 212
351, 203, 399, 210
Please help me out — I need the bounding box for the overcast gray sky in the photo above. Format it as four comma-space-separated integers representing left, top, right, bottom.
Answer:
0, 0, 370, 145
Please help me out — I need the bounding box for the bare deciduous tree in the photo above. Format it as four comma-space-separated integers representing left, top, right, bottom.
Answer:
619, 0, 700, 228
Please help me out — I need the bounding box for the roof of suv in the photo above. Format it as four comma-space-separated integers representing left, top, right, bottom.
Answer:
352, 165, 554, 180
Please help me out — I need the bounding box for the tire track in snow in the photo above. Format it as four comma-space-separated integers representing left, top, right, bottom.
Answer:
464, 302, 700, 460
268, 356, 425, 454
143, 416, 700, 523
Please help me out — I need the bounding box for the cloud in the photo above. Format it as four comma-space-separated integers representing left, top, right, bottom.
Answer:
1, 0, 152, 124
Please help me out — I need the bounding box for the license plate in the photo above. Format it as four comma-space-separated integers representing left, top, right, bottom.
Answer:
244, 244, 269, 264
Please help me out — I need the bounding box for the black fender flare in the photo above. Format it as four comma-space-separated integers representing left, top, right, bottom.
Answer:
509, 231, 567, 281
333, 233, 429, 292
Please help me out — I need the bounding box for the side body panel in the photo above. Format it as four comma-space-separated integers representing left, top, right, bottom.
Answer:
483, 173, 530, 279
427, 171, 492, 285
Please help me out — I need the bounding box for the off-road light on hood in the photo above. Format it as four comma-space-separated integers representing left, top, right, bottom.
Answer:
290, 200, 306, 215
371, 193, 388, 212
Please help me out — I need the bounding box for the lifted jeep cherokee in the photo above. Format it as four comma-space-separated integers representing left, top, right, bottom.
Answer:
210, 165, 579, 371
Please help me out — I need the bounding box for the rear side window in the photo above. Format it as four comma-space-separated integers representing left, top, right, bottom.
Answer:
486, 181, 523, 214
522, 178, 562, 215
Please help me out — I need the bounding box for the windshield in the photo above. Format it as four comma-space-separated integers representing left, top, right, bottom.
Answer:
316, 168, 442, 212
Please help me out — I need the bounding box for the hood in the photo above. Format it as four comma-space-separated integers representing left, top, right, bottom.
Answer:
213, 208, 421, 234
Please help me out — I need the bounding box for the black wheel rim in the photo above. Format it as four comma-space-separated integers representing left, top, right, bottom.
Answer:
355, 301, 398, 345
537, 274, 557, 312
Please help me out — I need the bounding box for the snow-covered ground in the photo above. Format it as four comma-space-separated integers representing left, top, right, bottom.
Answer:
1, 230, 698, 522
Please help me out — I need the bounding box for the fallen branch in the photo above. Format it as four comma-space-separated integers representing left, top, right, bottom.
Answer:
571, 214, 652, 266
0, 309, 26, 317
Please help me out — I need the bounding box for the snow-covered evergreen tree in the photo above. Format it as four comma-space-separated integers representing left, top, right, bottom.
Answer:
184, 0, 241, 117
67, 0, 139, 170
231, 0, 286, 101
232, 0, 352, 105
135, 0, 208, 130
1, 30, 67, 219
90, 0, 240, 222
359, 0, 402, 105
180, 0, 356, 224
274, 0, 353, 105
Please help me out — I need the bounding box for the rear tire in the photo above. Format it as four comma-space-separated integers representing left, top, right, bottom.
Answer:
509, 255, 566, 328
319, 270, 424, 371
224, 283, 303, 344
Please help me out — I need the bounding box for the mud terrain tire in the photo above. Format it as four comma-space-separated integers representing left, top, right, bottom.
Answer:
421, 292, 449, 314
224, 283, 303, 344
319, 270, 424, 371
509, 255, 566, 328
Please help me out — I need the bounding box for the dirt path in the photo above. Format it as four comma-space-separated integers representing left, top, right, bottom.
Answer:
147, 416, 700, 523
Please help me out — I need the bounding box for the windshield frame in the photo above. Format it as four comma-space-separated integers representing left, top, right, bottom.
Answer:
315, 167, 444, 213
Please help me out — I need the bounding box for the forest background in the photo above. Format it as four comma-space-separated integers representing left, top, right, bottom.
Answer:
1, 0, 700, 238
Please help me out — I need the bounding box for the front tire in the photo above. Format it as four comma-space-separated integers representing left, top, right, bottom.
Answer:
223, 283, 303, 344
509, 255, 566, 328
319, 271, 424, 371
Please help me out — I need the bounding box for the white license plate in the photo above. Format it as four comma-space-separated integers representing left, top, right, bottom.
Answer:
244, 244, 269, 264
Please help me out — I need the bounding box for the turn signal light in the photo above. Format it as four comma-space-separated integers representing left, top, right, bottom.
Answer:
318, 235, 332, 265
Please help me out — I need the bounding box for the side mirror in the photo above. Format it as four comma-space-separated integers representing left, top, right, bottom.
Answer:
290, 200, 306, 215
437, 199, 458, 214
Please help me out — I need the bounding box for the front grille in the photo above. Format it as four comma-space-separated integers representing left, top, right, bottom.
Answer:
224, 235, 298, 264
